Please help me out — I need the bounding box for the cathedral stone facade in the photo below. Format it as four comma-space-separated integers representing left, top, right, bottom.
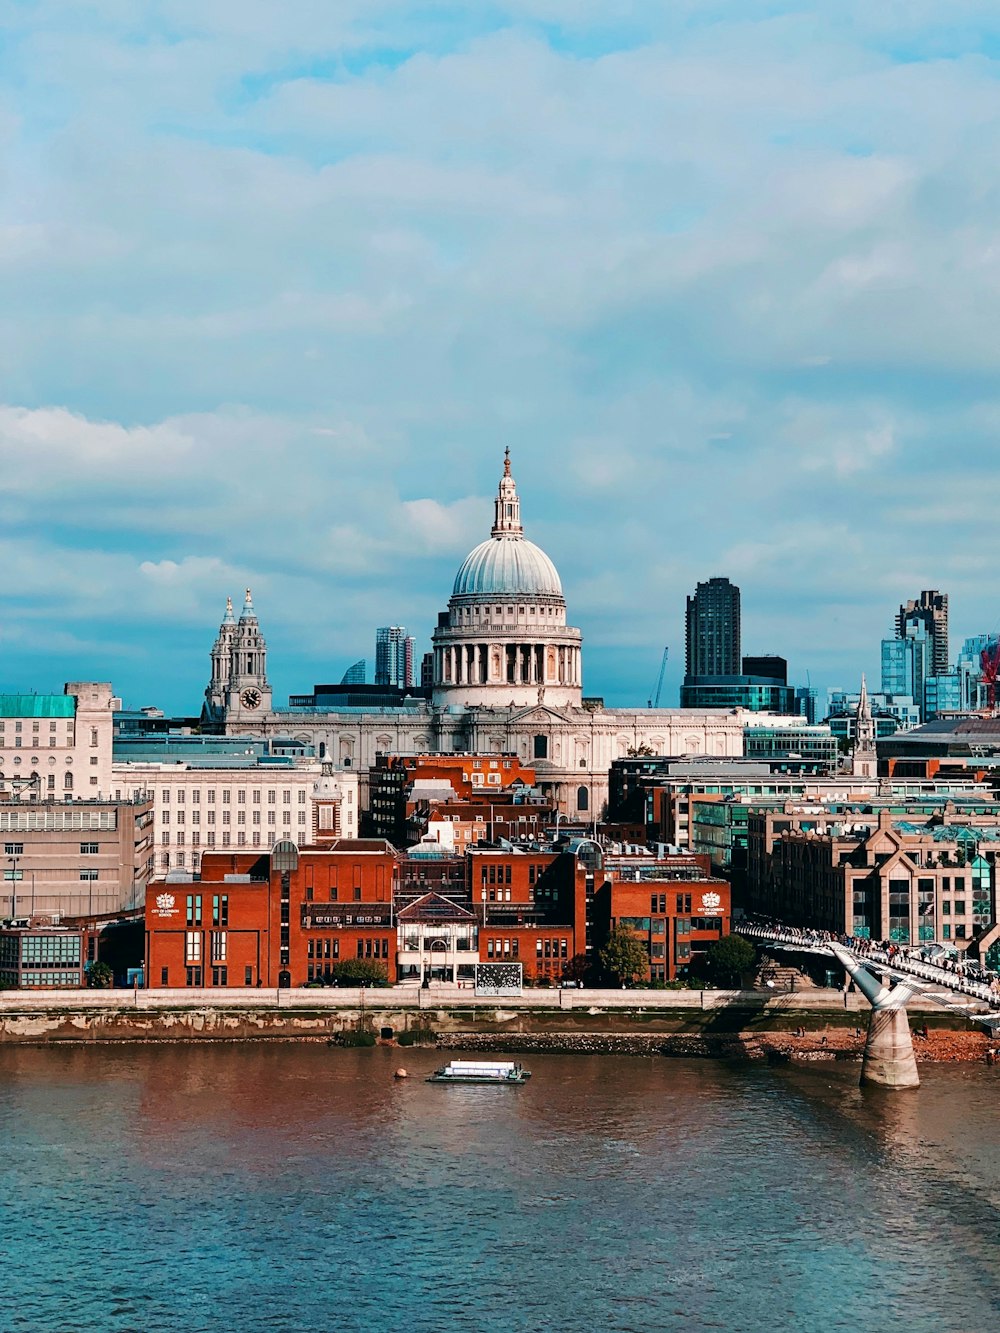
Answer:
207, 454, 765, 816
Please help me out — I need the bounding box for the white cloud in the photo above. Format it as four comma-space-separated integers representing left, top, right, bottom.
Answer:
3, 5, 1000, 703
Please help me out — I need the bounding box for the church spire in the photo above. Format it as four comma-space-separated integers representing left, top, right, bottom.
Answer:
492, 448, 523, 538
858, 672, 871, 721
852, 673, 877, 778
223, 595, 235, 626
240, 587, 255, 620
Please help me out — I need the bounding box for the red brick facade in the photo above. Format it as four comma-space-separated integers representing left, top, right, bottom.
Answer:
145, 840, 399, 988
593, 853, 731, 982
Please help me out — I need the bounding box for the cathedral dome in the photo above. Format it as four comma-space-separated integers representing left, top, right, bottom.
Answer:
449, 447, 564, 602
452, 536, 563, 600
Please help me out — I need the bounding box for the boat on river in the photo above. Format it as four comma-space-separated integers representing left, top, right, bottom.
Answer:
427, 1060, 532, 1085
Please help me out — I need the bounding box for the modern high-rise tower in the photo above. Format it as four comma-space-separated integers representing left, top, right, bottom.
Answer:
375, 626, 416, 688
685, 577, 741, 677
896, 590, 948, 676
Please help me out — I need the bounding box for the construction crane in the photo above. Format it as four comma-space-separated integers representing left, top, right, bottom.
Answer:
648, 646, 669, 709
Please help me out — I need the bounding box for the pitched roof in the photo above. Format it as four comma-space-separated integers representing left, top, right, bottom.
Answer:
397, 892, 476, 923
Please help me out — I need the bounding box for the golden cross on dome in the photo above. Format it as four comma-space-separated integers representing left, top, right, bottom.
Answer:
503, 446, 511, 476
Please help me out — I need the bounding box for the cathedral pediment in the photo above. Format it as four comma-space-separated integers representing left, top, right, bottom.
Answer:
508, 705, 571, 724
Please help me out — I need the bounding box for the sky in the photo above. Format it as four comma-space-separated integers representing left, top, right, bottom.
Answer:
3, 1, 1000, 713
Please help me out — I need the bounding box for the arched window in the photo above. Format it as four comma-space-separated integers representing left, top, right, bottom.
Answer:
577, 786, 589, 812
64, 771, 73, 791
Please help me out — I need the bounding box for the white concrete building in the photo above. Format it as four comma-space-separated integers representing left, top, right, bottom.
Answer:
111, 762, 359, 872
0, 682, 118, 802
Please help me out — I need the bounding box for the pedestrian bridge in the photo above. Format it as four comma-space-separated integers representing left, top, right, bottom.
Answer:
739, 921, 1000, 1089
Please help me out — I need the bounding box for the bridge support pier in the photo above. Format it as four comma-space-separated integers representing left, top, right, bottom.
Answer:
861, 1006, 919, 1090
829, 944, 919, 1090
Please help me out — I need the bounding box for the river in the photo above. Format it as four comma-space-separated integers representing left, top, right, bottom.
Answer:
1, 1044, 997, 1332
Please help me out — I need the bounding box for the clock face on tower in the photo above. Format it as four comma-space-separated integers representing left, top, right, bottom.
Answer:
240, 688, 262, 711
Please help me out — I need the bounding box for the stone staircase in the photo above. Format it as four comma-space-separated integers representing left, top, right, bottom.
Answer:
754, 955, 815, 993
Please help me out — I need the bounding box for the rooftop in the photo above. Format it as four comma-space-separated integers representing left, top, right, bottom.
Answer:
0, 694, 75, 719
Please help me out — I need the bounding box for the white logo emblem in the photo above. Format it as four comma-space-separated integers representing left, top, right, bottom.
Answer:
156, 893, 175, 910
701, 891, 721, 911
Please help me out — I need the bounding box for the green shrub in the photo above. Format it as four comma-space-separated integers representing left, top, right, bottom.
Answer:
330, 959, 390, 988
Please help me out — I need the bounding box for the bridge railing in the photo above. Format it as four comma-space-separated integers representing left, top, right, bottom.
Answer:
739, 922, 1000, 1013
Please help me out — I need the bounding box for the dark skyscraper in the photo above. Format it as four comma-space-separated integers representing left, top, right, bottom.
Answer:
896, 590, 949, 676
685, 577, 741, 677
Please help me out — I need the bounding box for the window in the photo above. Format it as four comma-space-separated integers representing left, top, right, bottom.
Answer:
186, 967, 203, 987
4, 843, 23, 856
211, 932, 227, 962
211, 966, 228, 987
185, 932, 202, 963
186, 895, 202, 926
161, 967, 169, 986
245, 966, 253, 986
533, 734, 548, 760
212, 895, 229, 927
577, 786, 589, 812
79, 869, 99, 881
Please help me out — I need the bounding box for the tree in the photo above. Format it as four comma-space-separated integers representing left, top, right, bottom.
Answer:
599, 924, 649, 987
561, 952, 591, 984
86, 961, 114, 989
330, 959, 390, 988
706, 934, 756, 988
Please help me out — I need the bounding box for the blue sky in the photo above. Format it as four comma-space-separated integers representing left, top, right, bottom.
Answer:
3, 1, 1000, 713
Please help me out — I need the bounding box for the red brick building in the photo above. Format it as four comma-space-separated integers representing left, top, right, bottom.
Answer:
145, 838, 400, 988
593, 851, 731, 982
365, 752, 537, 845
467, 847, 587, 984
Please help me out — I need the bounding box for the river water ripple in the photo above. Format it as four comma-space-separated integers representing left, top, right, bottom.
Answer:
1, 1045, 997, 1333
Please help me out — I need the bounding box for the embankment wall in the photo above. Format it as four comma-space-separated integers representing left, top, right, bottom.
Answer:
0, 986, 983, 1045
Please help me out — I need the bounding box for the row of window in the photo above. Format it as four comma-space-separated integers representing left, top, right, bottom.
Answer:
308, 938, 340, 960
162, 966, 254, 987
162, 827, 301, 848
0, 721, 73, 731
161, 788, 307, 804
185, 895, 229, 927
162, 809, 307, 826
1, 772, 78, 788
